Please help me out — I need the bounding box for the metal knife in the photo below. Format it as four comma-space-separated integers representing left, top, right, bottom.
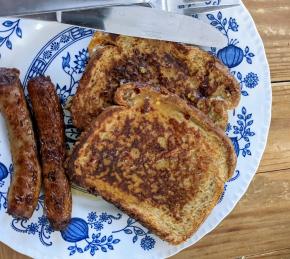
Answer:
0, 0, 144, 16
23, 6, 227, 47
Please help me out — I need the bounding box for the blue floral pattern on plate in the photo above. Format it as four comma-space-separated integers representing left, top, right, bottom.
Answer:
0, 19, 22, 56
0, 1, 272, 257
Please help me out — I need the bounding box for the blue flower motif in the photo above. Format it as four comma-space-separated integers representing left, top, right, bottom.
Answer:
50, 42, 59, 51
73, 49, 89, 73
87, 212, 97, 222
244, 72, 259, 88
43, 50, 52, 60
45, 224, 54, 235
60, 34, 70, 43
56, 84, 70, 105
27, 223, 39, 234
229, 18, 239, 32
94, 221, 104, 231
99, 212, 109, 222
140, 236, 155, 250
38, 215, 48, 225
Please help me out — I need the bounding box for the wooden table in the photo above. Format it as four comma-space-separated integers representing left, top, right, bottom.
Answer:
1, 0, 290, 258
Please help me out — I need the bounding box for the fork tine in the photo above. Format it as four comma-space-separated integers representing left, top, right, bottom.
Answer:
181, 4, 240, 14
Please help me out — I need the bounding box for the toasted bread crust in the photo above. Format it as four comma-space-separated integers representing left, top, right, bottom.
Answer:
70, 32, 240, 130
67, 83, 236, 244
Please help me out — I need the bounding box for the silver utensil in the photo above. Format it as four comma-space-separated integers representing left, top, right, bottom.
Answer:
59, 6, 227, 47
0, 0, 145, 16
0, 0, 239, 17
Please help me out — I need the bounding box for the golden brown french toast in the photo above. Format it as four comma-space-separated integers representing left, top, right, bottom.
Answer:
70, 32, 240, 130
67, 83, 237, 245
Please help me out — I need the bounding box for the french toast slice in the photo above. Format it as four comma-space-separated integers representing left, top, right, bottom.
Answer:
70, 32, 240, 130
67, 83, 237, 245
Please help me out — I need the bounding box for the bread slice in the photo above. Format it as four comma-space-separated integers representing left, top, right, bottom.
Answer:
67, 83, 236, 244
69, 32, 240, 130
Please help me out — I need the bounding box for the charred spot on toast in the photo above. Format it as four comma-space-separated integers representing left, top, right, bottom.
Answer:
71, 32, 240, 130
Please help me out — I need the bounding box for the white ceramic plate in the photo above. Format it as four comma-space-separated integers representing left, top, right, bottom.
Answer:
0, 1, 271, 258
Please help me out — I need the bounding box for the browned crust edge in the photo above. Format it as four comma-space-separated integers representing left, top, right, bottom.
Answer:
67, 83, 237, 244
115, 83, 237, 180
69, 46, 117, 130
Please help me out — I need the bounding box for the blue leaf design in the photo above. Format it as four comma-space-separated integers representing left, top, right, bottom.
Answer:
3, 20, 13, 27
210, 21, 219, 26
84, 245, 90, 251
113, 239, 120, 244
124, 229, 133, 234
133, 235, 138, 243
242, 150, 246, 157
241, 91, 249, 96
216, 26, 223, 31
246, 57, 252, 64
217, 12, 222, 20
237, 72, 242, 80
68, 246, 75, 250
237, 114, 244, 120
0, 36, 4, 43
233, 126, 239, 131
90, 249, 95, 256
96, 232, 101, 239
247, 120, 253, 126
244, 137, 249, 142
246, 114, 252, 120
127, 217, 134, 225
134, 228, 145, 235
207, 14, 215, 20
249, 132, 255, 136
222, 18, 227, 26
77, 247, 83, 253
69, 250, 76, 256
248, 53, 255, 57
6, 40, 12, 50
16, 27, 22, 38
107, 235, 113, 242
101, 235, 107, 243
242, 107, 247, 114
247, 150, 252, 155
101, 247, 107, 252
245, 143, 250, 148
245, 46, 249, 53
237, 120, 243, 126
107, 244, 114, 250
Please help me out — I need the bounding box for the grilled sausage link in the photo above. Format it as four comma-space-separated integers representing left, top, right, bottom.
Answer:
0, 68, 41, 219
28, 76, 72, 230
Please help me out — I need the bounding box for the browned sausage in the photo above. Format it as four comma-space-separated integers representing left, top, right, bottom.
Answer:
28, 76, 71, 230
0, 68, 42, 219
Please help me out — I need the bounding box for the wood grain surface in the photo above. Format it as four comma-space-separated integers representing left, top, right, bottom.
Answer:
1, 0, 290, 258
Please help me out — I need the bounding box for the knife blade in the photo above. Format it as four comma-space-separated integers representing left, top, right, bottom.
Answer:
0, 0, 144, 16
60, 6, 226, 47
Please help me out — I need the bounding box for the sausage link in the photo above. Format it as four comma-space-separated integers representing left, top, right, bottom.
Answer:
0, 68, 41, 219
28, 76, 72, 230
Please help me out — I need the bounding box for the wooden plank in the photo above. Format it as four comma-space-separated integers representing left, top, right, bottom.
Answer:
244, 0, 290, 82
172, 169, 290, 259
246, 248, 290, 258
258, 82, 290, 173
0, 243, 28, 259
